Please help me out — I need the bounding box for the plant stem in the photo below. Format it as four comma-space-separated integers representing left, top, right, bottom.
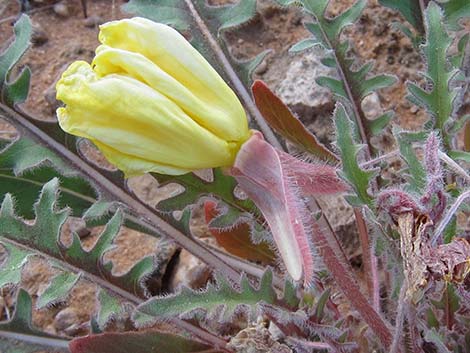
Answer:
311, 220, 393, 349
0, 331, 70, 350
173, 319, 232, 353
432, 189, 470, 245
354, 208, 380, 311
390, 284, 407, 353
439, 151, 470, 183
361, 150, 400, 168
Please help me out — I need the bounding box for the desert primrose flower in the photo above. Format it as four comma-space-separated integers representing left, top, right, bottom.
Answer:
56, 17, 346, 285
56, 17, 250, 177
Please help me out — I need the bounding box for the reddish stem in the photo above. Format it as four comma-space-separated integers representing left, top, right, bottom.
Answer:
311, 221, 393, 349
354, 209, 380, 311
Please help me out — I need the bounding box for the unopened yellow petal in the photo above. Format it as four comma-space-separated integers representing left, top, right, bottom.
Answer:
56, 61, 238, 176
98, 17, 248, 143
92, 46, 249, 145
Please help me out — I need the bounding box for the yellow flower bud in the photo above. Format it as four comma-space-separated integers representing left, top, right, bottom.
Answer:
56, 17, 250, 177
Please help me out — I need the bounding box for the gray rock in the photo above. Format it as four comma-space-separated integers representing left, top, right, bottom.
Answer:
44, 82, 60, 112
84, 15, 104, 28
275, 50, 336, 114
228, 322, 293, 353
31, 22, 48, 46
53, 2, 69, 18
316, 195, 360, 259
68, 217, 90, 239
167, 246, 213, 291
361, 92, 383, 119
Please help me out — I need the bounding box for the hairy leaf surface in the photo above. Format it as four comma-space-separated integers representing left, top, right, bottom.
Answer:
292, 0, 397, 146
378, 0, 424, 34
335, 104, 376, 207
0, 289, 69, 353
407, 2, 459, 147
69, 330, 211, 353
0, 15, 32, 106
134, 270, 282, 326
252, 80, 338, 162
0, 179, 155, 304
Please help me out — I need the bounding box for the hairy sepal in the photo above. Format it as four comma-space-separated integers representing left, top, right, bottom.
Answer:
228, 132, 317, 285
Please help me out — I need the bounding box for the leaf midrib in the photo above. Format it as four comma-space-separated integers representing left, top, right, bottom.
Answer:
0, 172, 96, 204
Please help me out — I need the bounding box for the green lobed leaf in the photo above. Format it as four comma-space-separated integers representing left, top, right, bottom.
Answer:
36, 271, 81, 309
151, 168, 269, 243
394, 129, 427, 193
289, 38, 319, 52
0, 137, 97, 219
0, 15, 32, 106
369, 111, 394, 136
201, 0, 257, 33
153, 168, 257, 214
378, 0, 424, 34
0, 137, 163, 242
0, 241, 31, 288
407, 2, 459, 144
134, 270, 279, 326
96, 289, 125, 330
441, 0, 470, 30
334, 104, 376, 207
0, 289, 69, 352
0, 179, 156, 299
301, 1, 396, 142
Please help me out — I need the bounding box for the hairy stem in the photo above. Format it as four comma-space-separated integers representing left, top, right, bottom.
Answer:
354, 208, 380, 311
0, 330, 70, 350
453, 38, 470, 116
311, 220, 393, 349
390, 284, 407, 353
361, 150, 400, 168
407, 307, 424, 353
173, 319, 232, 353
439, 151, 470, 183
432, 189, 470, 244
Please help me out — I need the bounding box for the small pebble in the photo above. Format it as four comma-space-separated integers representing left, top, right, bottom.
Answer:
255, 60, 268, 75
44, 324, 57, 335
68, 218, 91, 239
31, 23, 48, 46
44, 83, 60, 111
53, 2, 70, 18
83, 15, 104, 28
54, 307, 78, 331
